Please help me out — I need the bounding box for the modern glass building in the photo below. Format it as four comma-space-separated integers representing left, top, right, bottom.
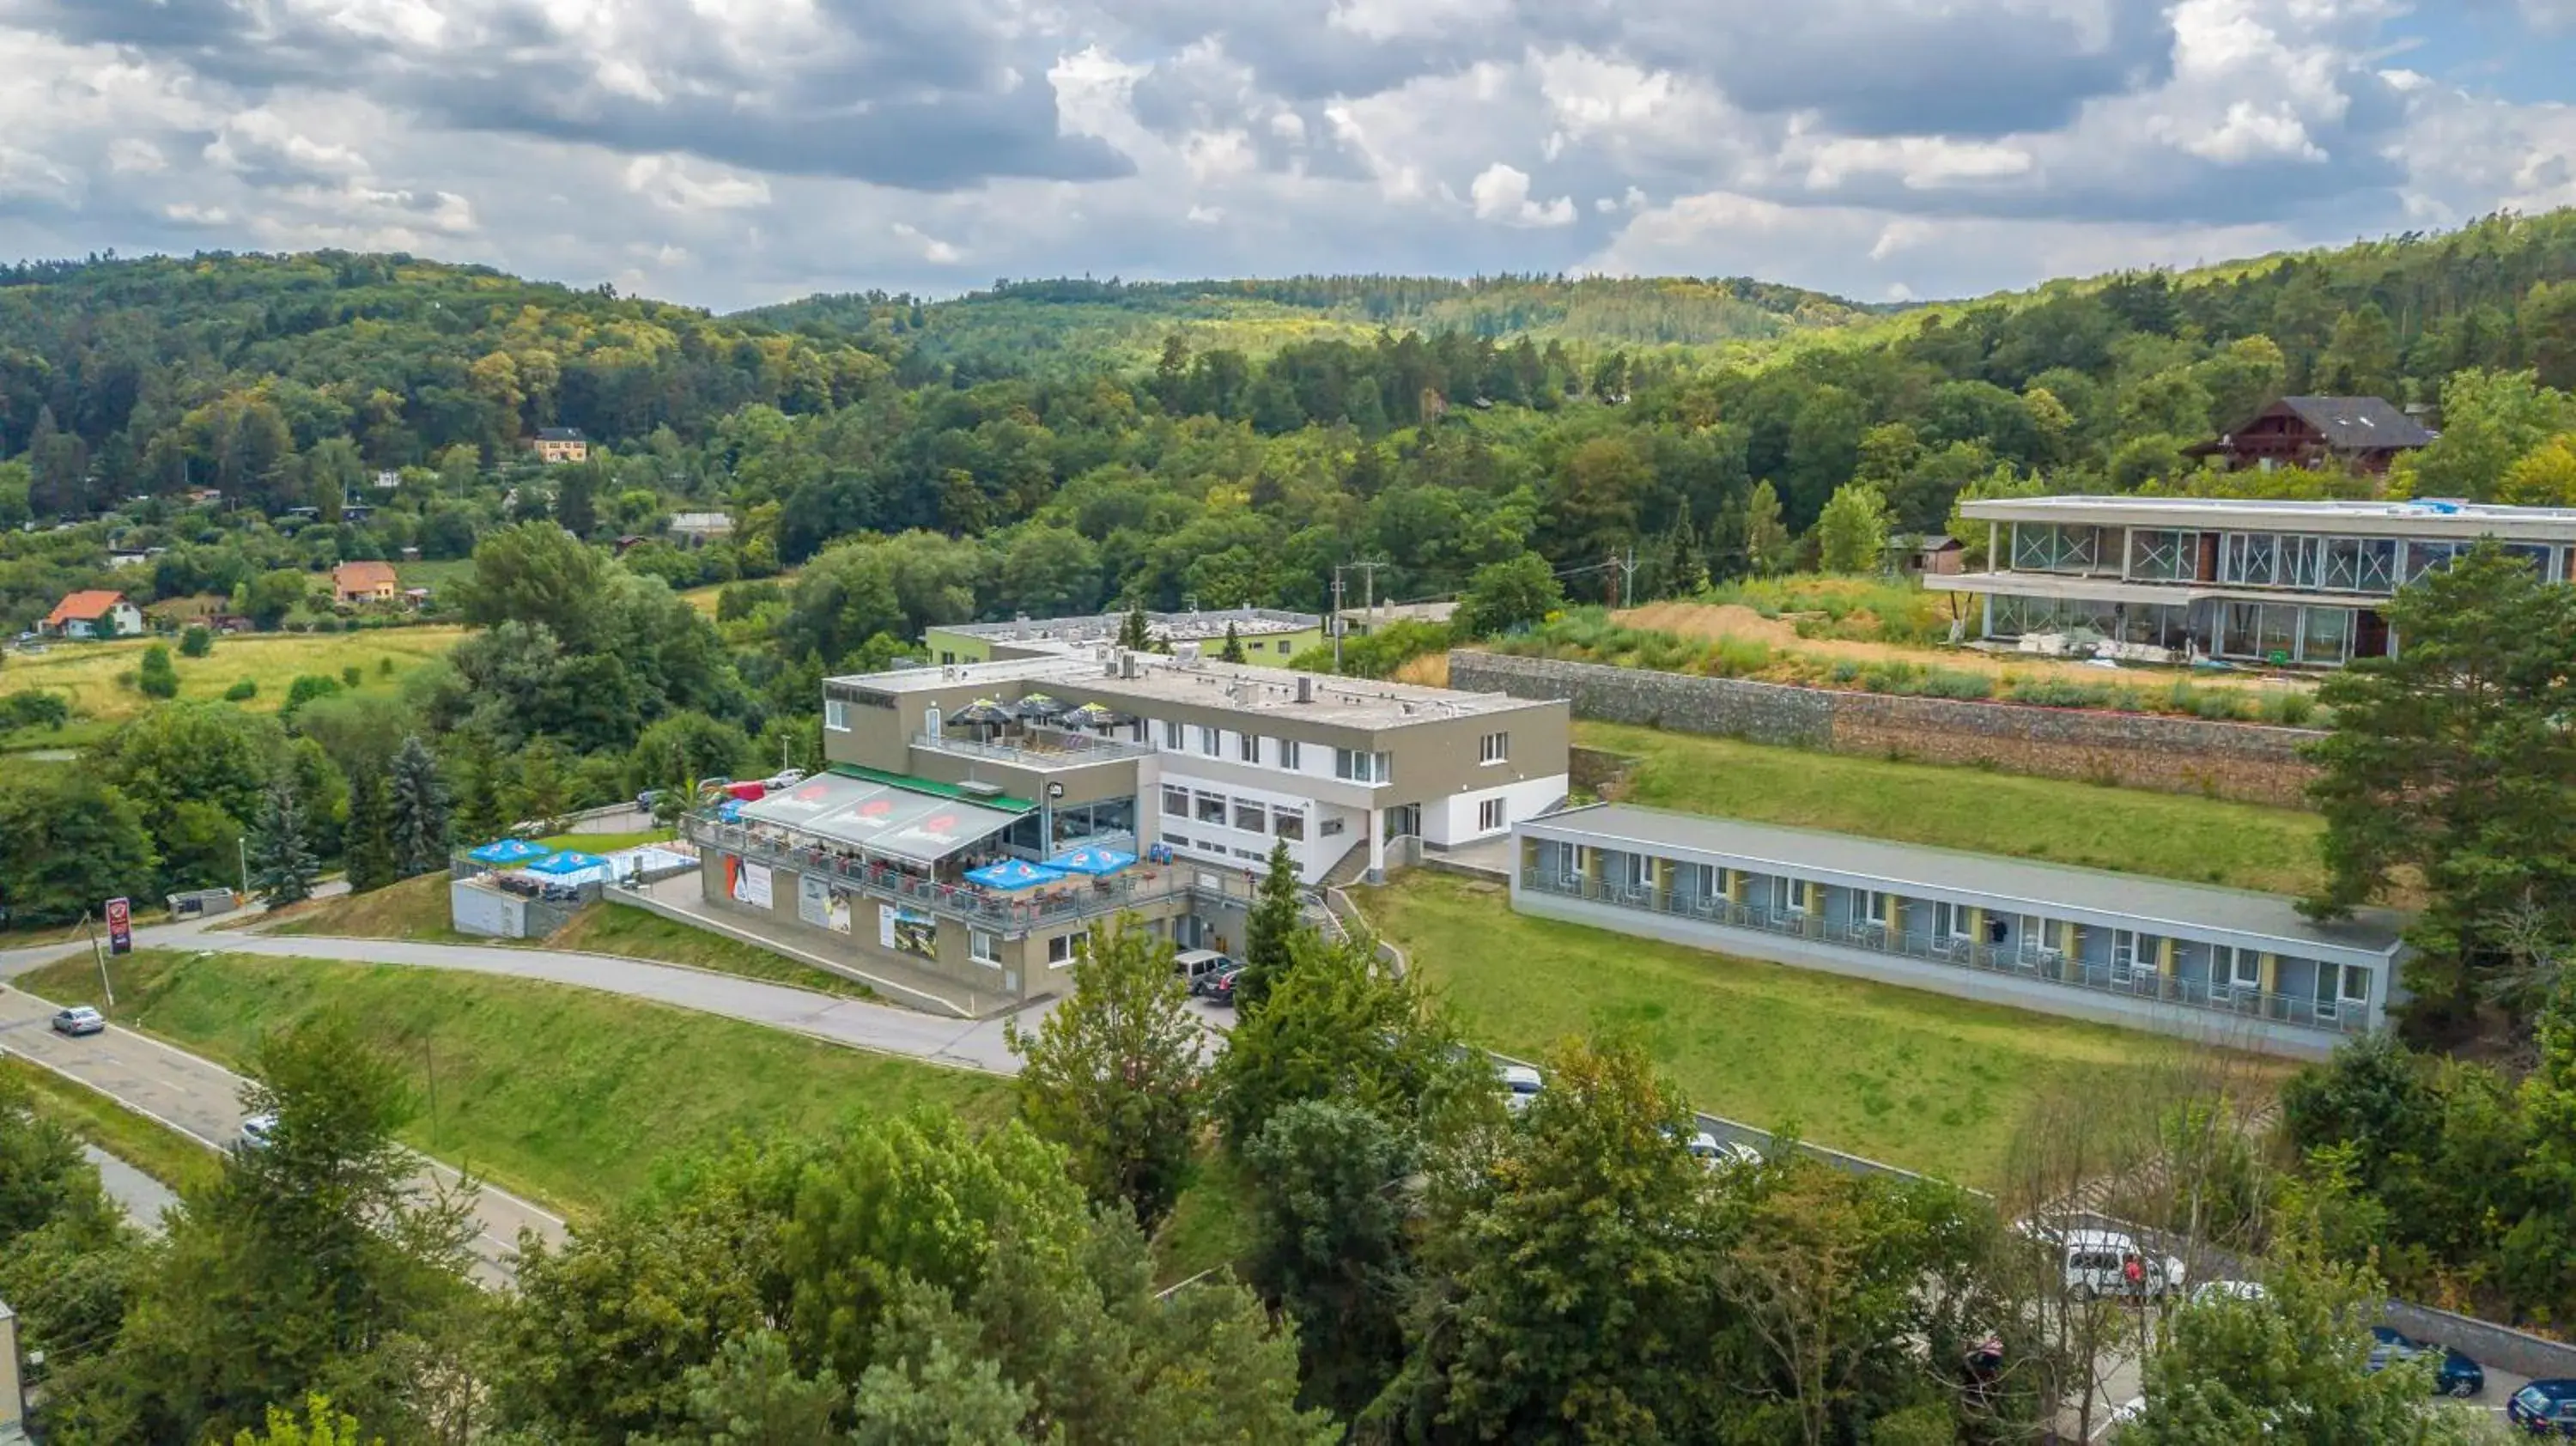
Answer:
1512, 804, 2407, 1058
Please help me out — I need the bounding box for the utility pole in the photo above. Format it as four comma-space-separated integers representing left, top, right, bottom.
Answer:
1607, 550, 1622, 609
237, 835, 251, 901
1330, 568, 1346, 672
82, 911, 113, 1010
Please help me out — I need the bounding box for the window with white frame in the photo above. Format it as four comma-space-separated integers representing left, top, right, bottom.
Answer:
1273, 808, 1305, 841
1239, 732, 1261, 763
1234, 799, 1267, 833
1771, 877, 1811, 915
824, 698, 849, 732
1162, 784, 1190, 818
969, 928, 1001, 967
1195, 792, 1227, 824
1934, 900, 1971, 943
1161, 720, 1183, 750
1478, 797, 1506, 831
1047, 933, 1082, 967
1278, 738, 1301, 771
1478, 731, 1509, 764
1318, 817, 1345, 836
1334, 749, 1389, 783
1199, 726, 1222, 756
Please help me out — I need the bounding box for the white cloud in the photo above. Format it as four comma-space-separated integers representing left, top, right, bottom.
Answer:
1468, 161, 1575, 227
1792, 133, 2038, 190
891, 221, 963, 264
623, 154, 772, 211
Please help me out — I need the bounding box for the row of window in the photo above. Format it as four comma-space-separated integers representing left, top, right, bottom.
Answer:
1162, 785, 1310, 842
1151, 719, 1400, 785
2011, 526, 2561, 594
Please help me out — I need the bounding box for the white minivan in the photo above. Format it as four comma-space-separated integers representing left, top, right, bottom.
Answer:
1172, 949, 1235, 988
2058, 1227, 2186, 1299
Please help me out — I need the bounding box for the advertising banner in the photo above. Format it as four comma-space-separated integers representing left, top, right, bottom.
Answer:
105, 896, 131, 956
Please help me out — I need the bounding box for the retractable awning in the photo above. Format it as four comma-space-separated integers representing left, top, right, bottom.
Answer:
735, 772, 1018, 866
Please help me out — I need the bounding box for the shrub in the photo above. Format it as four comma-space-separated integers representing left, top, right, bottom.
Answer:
1829, 660, 1861, 684
341, 664, 363, 689
283, 674, 343, 714
1918, 669, 1994, 701
223, 678, 258, 702
378, 657, 395, 676
1708, 636, 1771, 677
2261, 690, 2318, 726
0, 690, 70, 731
2005, 678, 2115, 710
178, 623, 213, 658
137, 644, 179, 699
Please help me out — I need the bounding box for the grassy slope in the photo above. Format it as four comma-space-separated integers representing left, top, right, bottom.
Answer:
3, 1055, 223, 1196
1365, 871, 2269, 1187
535, 829, 673, 854
1153, 1153, 1260, 1288
0, 627, 465, 738
20, 949, 1007, 1217
1579, 721, 2329, 897
263, 874, 874, 998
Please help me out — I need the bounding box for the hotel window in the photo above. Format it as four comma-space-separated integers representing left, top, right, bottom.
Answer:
1934, 900, 1971, 943
1273, 808, 1305, 841
1196, 792, 1227, 824
1047, 933, 1083, 968
824, 698, 849, 732
1334, 748, 1390, 784
1278, 738, 1301, 771
1478, 797, 1506, 832
1239, 732, 1261, 763
1199, 726, 1222, 757
1161, 720, 1183, 750
969, 929, 1000, 967
1479, 731, 1510, 764
1234, 799, 1267, 833
1162, 784, 1190, 817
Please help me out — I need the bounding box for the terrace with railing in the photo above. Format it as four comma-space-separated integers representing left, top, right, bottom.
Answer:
910, 726, 1154, 769
1519, 870, 2370, 1038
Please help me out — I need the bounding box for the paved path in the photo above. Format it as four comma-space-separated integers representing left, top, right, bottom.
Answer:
84, 1144, 178, 1232
0, 989, 564, 1285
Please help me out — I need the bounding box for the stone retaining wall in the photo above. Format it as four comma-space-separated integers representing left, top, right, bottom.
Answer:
1450, 652, 2322, 808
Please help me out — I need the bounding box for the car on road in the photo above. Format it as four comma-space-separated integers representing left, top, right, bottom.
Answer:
239, 1113, 278, 1151
2367, 1325, 2485, 1397
50, 1006, 105, 1036
1677, 1129, 1763, 1171
1497, 1062, 1543, 1114
2509, 1380, 2576, 1435
1194, 964, 1244, 1006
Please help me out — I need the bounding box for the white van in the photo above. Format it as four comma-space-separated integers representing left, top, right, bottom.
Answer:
2058, 1228, 2185, 1299
1173, 949, 1235, 987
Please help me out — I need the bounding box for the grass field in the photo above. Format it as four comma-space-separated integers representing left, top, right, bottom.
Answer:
0, 627, 465, 738
535, 829, 673, 854
19, 949, 1009, 1217
259, 873, 875, 998
1363, 871, 2275, 1187
1579, 721, 2331, 897
3, 1054, 223, 1197
1153, 1152, 1258, 1287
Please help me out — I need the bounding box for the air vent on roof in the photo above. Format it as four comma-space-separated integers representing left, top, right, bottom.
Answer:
957, 780, 1003, 799
1297, 674, 1313, 704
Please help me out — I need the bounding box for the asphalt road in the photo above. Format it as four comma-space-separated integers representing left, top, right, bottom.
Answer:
0, 992, 565, 1285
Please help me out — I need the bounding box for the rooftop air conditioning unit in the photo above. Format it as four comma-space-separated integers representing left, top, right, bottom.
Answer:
1296, 675, 1313, 704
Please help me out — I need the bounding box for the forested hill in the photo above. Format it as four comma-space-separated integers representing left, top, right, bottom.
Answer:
742, 274, 1892, 374
0, 252, 896, 518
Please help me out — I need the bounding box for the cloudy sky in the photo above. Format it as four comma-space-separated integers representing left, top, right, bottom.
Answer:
3, 0, 2574, 312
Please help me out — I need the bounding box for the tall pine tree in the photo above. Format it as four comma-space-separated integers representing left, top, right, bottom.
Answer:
1236, 837, 1306, 1016
246, 782, 320, 906
1117, 598, 1151, 651
343, 760, 398, 894
386, 734, 452, 877
1219, 623, 1247, 663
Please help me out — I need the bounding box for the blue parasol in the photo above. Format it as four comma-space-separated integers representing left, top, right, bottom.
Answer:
466, 838, 553, 866
964, 859, 1068, 890
525, 850, 609, 877
1046, 845, 1137, 877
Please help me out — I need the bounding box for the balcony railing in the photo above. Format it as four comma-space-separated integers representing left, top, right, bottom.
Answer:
1521, 871, 2368, 1037
684, 815, 1258, 932
912, 728, 1155, 768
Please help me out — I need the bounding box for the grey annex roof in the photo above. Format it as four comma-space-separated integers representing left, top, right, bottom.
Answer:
1524, 803, 2407, 958
736, 772, 1019, 866
2269, 396, 2435, 450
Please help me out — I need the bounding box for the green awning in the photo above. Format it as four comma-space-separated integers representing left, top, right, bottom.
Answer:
827, 764, 1036, 815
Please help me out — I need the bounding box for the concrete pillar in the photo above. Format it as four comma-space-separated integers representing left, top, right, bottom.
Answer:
2260, 951, 2279, 1001
2158, 936, 2176, 998
1967, 905, 1985, 955
2059, 920, 2079, 958
1653, 855, 1673, 909
1726, 867, 1745, 905
1883, 892, 1901, 934
1989, 520, 2001, 570
1366, 806, 1385, 884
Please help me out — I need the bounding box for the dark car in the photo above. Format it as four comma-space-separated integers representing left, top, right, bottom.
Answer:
2367, 1326, 2485, 1397
50, 1006, 105, 1036
1195, 964, 1244, 1006
2510, 1381, 2576, 1436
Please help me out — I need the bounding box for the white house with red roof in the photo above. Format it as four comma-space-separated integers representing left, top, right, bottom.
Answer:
40, 590, 144, 640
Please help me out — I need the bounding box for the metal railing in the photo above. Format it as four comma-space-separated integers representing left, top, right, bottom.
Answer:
911, 728, 1154, 767
1520, 871, 2368, 1036
683, 816, 1262, 933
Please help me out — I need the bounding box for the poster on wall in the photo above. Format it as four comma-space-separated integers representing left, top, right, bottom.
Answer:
878, 904, 899, 952
892, 906, 938, 960
727, 857, 773, 908
799, 875, 851, 934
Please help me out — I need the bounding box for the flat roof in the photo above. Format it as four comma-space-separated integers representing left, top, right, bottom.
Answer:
829, 653, 1554, 730
737, 771, 1020, 865
1524, 803, 2407, 958
1959, 494, 2576, 542
933, 607, 1320, 646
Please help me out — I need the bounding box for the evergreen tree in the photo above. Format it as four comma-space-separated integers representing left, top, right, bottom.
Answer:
1117, 598, 1151, 652
1237, 837, 1304, 1015
449, 735, 506, 849
341, 761, 397, 895
1743, 479, 1792, 576
246, 781, 320, 906
386, 735, 451, 877
1218, 623, 1247, 664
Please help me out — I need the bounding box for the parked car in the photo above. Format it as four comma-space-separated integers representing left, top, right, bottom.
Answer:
763, 768, 809, 789
1173, 949, 1235, 990
2190, 1279, 2268, 1308
635, 788, 668, 812
50, 1006, 105, 1036
1675, 1128, 1763, 1171
239, 1113, 278, 1151
2055, 1228, 2185, 1299
1194, 964, 1244, 1006
2367, 1326, 2485, 1397
2510, 1380, 2576, 1435
1497, 1063, 1544, 1114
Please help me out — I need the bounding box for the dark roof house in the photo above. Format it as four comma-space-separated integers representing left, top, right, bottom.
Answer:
2185, 396, 2436, 476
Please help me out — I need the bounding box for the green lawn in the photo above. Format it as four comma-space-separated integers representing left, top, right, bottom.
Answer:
0, 626, 465, 744
536, 829, 673, 854
1364, 871, 2277, 1188
3, 1055, 223, 1197
19, 949, 1008, 1218
1579, 721, 2331, 897
1153, 1152, 1259, 1288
